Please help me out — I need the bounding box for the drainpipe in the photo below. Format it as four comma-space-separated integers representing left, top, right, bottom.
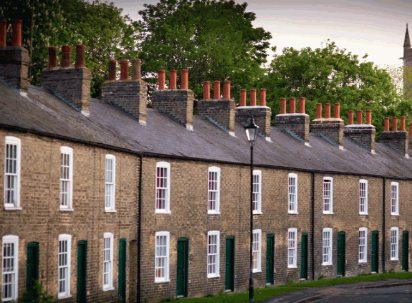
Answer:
382, 177, 386, 273
311, 172, 315, 280
137, 155, 143, 302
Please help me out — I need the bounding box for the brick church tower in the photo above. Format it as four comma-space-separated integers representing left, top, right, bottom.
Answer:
403, 24, 412, 99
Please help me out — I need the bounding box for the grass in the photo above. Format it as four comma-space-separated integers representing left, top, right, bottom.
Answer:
168, 271, 412, 302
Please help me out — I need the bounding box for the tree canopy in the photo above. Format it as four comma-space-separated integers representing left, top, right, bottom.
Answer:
138, 0, 272, 99
0, 0, 139, 97
261, 42, 411, 137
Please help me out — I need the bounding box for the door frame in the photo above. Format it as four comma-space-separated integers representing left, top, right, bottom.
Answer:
403, 231, 409, 271
301, 232, 308, 280
176, 237, 189, 298
76, 240, 87, 303
225, 236, 235, 291
337, 231, 346, 277
266, 234, 275, 285
371, 231, 379, 273
118, 238, 127, 302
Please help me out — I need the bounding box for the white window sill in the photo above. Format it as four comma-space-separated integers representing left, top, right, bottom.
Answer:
358, 260, 367, 264
4, 206, 22, 210
288, 212, 298, 215
155, 279, 170, 283
323, 212, 334, 215
155, 210, 171, 214
287, 265, 297, 269
207, 211, 221, 215
105, 209, 117, 213
390, 258, 399, 261
391, 213, 399, 216
322, 262, 332, 266
103, 286, 114, 292
252, 269, 261, 273
253, 211, 262, 215
207, 274, 220, 279
359, 213, 368, 215
58, 294, 72, 299
60, 208, 74, 212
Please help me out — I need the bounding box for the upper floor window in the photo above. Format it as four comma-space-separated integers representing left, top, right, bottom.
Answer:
208, 167, 220, 214
155, 231, 170, 282
4, 136, 21, 209
155, 162, 170, 213
2, 235, 19, 302
60, 147, 73, 210
391, 182, 399, 215
390, 227, 399, 260
288, 173, 298, 214
207, 231, 220, 278
359, 227, 368, 263
322, 228, 332, 265
103, 232, 114, 290
58, 234, 71, 298
252, 229, 262, 272
253, 170, 262, 214
323, 177, 333, 214
287, 228, 297, 268
359, 179, 368, 215
105, 155, 116, 211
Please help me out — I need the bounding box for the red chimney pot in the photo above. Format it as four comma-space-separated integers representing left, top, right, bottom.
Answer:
280, 98, 286, 114
240, 89, 246, 106
223, 80, 230, 99
75, 45, 86, 68
158, 70, 165, 90
357, 110, 363, 124
299, 97, 305, 114
260, 89, 266, 106
48, 46, 58, 68
348, 110, 354, 125
61, 45, 72, 68
203, 81, 210, 99
384, 117, 390, 131
334, 103, 340, 119
0, 20, 6, 47
289, 97, 296, 113
120, 60, 129, 80
181, 69, 188, 89
316, 103, 322, 119
214, 81, 221, 99
132, 59, 141, 80
366, 110, 372, 125
169, 70, 177, 89
392, 117, 398, 131
401, 116, 406, 131
12, 20, 22, 47
325, 103, 331, 119
250, 89, 256, 106
108, 60, 117, 81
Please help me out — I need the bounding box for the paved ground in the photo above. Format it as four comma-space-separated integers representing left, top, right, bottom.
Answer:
264, 279, 412, 303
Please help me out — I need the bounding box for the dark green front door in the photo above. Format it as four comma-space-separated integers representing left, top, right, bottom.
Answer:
118, 239, 127, 302
301, 233, 308, 280
225, 236, 235, 291
266, 234, 274, 284
372, 231, 379, 273
337, 232, 346, 277
27, 242, 39, 298
77, 241, 87, 303
177, 238, 189, 297
403, 231, 409, 271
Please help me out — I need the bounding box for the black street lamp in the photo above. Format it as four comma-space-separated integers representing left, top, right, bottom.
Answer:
244, 116, 259, 303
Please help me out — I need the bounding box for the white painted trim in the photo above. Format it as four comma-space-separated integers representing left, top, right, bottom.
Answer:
155, 162, 171, 213
208, 167, 221, 214
322, 228, 333, 265
390, 227, 399, 261
4, 136, 21, 209
103, 232, 114, 290
207, 231, 220, 278
2, 235, 19, 302
253, 170, 262, 214
236, 106, 271, 109
359, 179, 368, 215
105, 155, 116, 212
288, 173, 298, 214
358, 227, 368, 263
287, 228, 298, 268
275, 113, 309, 117
58, 234, 72, 298
252, 229, 262, 273
154, 231, 170, 283
323, 177, 334, 214
391, 182, 399, 216
60, 146, 73, 210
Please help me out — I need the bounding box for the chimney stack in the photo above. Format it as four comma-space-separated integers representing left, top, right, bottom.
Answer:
274, 97, 309, 144
236, 88, 272, 139
0, 20, 29, 94
381, 116, 409, 156
344, 109, 375, 152
311, 103, 344, 147
101, 58, 147, 124
152, 69, 194, 130
41, 44, 91, 116
199, 80, 236, 134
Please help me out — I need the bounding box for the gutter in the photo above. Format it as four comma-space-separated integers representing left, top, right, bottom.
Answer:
137, 155, 143, 302
382, 177, 386, 273
311, 172, 315, 281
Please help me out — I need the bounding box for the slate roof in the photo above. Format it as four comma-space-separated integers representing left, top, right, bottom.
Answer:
1, 83, 412, 179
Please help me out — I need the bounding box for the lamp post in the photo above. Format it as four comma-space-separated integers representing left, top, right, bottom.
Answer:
244, 116, 259, 303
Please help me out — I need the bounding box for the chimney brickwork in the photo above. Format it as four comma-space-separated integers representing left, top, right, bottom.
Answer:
101, 59, 147, 124
344, 110, 375, 152
0, 20, 29, 93
41, 45, 91, 115
381, 117, 409, 156
311, 103, 344, 147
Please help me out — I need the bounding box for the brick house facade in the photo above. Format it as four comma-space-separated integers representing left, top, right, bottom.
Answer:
1, 20, 412, 303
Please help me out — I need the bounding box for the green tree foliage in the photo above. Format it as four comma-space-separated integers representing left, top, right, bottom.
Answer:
0, 0, 139, 97
261, 42, 409, 136
138, 0, 272, 99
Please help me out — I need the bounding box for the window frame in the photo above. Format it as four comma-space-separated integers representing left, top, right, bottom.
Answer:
252, 170, 262, 214
103, 232, 114, 290
322, 228, 333, 265
390, 227, 399, 261
4, 136, 21, 210
252, 229, 262, 272
288, 173, 298, 214
391, 182, 399, 216
322, 177, 333, 214
105, 155, 116, 212
207, 166, 221, 214
207, 230, 220, 278
60, 146, 74, 210
154, 231, 170, 283
58, 234, 71, 299
359, 179, 368, 215
155, 162, 171, 214
358, 227, 368, 263
287, 228, 298, 268
2, 235, 19, 302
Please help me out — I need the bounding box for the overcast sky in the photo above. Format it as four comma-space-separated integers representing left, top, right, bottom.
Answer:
114, 0, 412, 68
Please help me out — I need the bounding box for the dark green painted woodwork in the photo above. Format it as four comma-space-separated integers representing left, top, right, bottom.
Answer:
177, 238, 189, 297
77, 240, 87, 303
403, 231, 409, 271
301, 233, 308, 280
372, 231, 379, 273
337, 232, 346, 277
118, 239, 127, 302
266, 234, 274, 284
225, 236, 235, 291
27, 242, 39, 299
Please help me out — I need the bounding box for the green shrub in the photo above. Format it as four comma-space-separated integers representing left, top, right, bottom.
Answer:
17, 280, 57, 303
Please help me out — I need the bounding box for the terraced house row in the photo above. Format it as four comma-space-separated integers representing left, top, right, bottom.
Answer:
1, 20, 412, 303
